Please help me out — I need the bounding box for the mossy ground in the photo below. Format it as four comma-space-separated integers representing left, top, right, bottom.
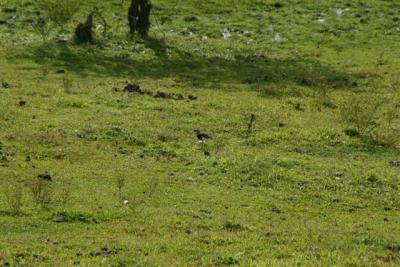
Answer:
0, 0, 400, 266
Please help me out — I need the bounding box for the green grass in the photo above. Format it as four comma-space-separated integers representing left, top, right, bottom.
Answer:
0, 0, 400, 266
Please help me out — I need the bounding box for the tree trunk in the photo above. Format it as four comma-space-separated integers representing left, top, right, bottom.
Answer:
128, 0, 152, 37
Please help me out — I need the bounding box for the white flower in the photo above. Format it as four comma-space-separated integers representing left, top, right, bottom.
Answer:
222, 28, 231, 40
272, 33, 286, 42
335, 8, 344, 16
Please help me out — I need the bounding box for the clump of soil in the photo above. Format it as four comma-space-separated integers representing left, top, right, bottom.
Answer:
120, 83, 198, 101
154, 91, 185, 100
90, 244, 122, 257
123, 83, 142, 93
38, 173, 52, 181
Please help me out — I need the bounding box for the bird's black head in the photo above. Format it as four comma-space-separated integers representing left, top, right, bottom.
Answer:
193, 129, 200, 134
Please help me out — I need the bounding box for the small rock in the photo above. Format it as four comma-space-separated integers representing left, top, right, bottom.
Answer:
263, 232, 273, 237
271, 206, 281, 213
19, 99, 26, 107
344, 128, 359, 137
154, 91, 172, 99
38, 173, 52, 181
53, 215, 66, 223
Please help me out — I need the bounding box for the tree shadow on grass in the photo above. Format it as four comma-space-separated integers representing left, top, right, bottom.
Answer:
28, 37, 356, 90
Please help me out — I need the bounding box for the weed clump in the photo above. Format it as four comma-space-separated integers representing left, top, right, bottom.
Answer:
3, 180, 24, 215
339, 94, 381, 136
339, 94, 400, 147
29, 175, 54, 209
126, 177, 159, 213
36, 0, 80, 29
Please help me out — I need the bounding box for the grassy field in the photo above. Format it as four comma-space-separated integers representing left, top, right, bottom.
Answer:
1, 0, 400, 266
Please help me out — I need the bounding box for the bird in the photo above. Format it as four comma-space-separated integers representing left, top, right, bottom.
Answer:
194, 129, 211, 143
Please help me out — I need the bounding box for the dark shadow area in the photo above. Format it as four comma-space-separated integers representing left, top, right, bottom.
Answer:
27, 37, 356, 90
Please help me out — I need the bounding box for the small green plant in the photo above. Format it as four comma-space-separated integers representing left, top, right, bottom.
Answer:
31, 16, 52, 42
374, 105, 400, 147
4, 181, 24, 215
28, 177, 53, 209
339, 94, 382, 136
127, 177, 159, 213
62, 76, 73, 93
57, 180, 72, 211
377, 52, 386, 66
245, 113, 256, 138
315, 87, 337, 109
116, 175, 126, 201
35, 0, 81, 29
